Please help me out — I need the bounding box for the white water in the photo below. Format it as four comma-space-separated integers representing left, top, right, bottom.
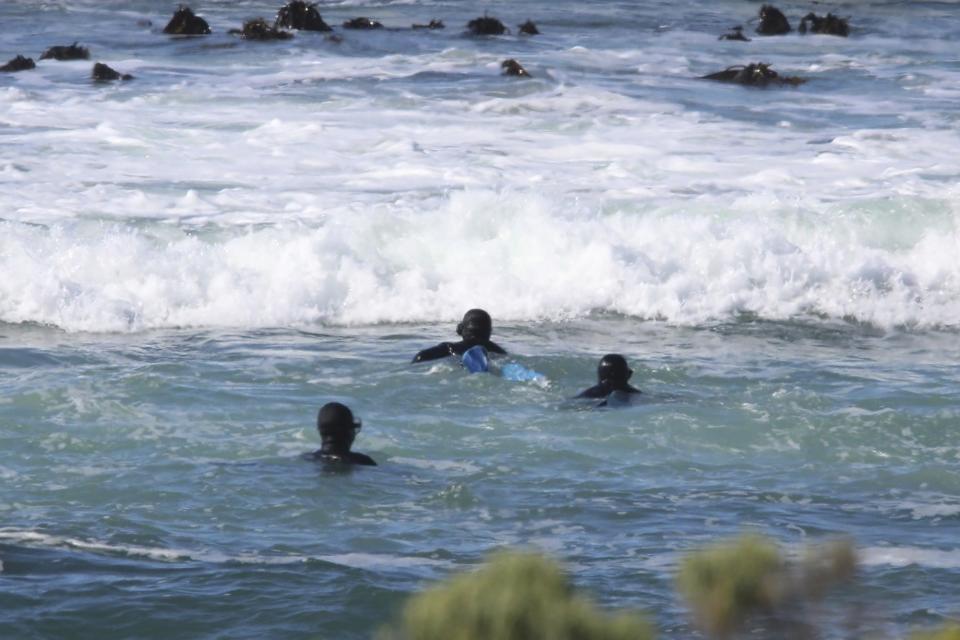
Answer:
2, 191, 958, 332
2, 1, 959, 332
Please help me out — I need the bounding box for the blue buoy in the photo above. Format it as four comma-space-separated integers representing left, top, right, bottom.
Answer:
500, 363, 545, 382
461, 345, 490, 373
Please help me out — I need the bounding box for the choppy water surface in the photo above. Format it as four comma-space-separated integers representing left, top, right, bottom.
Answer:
1, 0, 959, 638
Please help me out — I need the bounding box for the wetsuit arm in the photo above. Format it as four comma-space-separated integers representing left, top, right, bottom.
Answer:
412, 343, 455, 363
485, 341, 507, 355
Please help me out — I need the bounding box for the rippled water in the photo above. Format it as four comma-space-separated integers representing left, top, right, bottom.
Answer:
2, 0, 959, 637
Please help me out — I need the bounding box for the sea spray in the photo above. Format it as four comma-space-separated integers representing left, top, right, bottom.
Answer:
2, 191, 957, 332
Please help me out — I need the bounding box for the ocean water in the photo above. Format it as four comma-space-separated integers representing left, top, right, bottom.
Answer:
1, 0, 959, 638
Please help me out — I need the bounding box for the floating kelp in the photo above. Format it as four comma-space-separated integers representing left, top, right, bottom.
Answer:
756, 4, 791, 35
501, 59, 531, 77
412, 19, 444, 30
275, 1, 332, 32
163, 6, 211, 35
701, 62, 805, 87
467, 15, 507, 36
0, 55, 36, 72
799, 12, 850, 36
518, 20, 539, 35
229, 18, 294, 40
719, 25, 750, 41
92, 62, 133, 82
39, 42, 90, 61
342, 17, 383, 30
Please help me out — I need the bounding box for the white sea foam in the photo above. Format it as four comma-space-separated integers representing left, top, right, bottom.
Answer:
318, 552, 453, 570
1, 0, 957, 334
0, 528, 452, 570
903, 502, 960, 519
391, 456, 482, 474
862, 546, 960, 570
1, 189, 957, 332
0, 529, 208, 562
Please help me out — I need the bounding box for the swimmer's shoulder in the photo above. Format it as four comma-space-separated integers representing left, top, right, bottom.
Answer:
346, 452, 377, 466
576, 383, 641, 401
485, 340, 507, 355
577, 382, 611, 399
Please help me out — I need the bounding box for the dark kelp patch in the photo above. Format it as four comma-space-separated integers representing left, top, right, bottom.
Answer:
412, 19, 445, 30
719, 26, 750, 41
467, 15, 507, 36
756, 4, 791, 35
275, 1, 332, 32
701, 63, 805, 87
92, 62, 133, 82
163, 6, 211, 35
1, 55, 36, 72
799, 12, 850, 36
40, 42, 90, 61
502, 59, 531, 77
518, 20, 540, 35
229, 18, 294, 40
342, 17, 383, 30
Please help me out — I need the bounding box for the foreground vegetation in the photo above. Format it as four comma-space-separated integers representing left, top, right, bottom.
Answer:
379, 535, 956, 640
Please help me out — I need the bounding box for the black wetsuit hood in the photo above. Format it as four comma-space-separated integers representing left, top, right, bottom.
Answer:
313, 402, 375, 465
577, 354, 641, 398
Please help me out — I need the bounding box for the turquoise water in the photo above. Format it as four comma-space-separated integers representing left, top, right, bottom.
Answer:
3, 320, 959, 637
2, 0, 960, 637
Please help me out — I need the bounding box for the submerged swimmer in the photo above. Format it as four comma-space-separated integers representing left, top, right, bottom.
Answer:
412, 309, 507, 363
309, 402, 376, 466
577, 354, 641, 399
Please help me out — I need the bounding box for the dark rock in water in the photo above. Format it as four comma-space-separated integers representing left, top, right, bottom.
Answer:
756, 4, 791, 35
719, 25, 750, 41
39, 42, 90, 61
229, 18, 294, 40
412, 19, 445, 30
799, 12, 849, 36
163, 5, 211, 35
518, 20, 539, 35
92, 62, 133, 82
701, 62, 804, 87
1, 55, 36, 72
467, 15, 507, 36
501, 58, 531, 77
342, 17, 383, 30
275, 1, 332, 31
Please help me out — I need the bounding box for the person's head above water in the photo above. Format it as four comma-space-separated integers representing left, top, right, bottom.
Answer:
597, 353, 633, 386
456, 308, 493, 343
317, 401, 360, 452
313, 402, 377, 466
576, 353, 641, 399
412, 307, 506, 363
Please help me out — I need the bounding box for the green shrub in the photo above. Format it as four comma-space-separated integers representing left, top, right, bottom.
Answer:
676, 535, 859, 638
676, 534, 784, 637
381, 551, 653, 640
911, 625, 960, 640
798, 538, 857, 600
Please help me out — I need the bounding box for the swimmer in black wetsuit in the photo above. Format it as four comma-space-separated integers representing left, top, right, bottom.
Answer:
412, 308, 507, 363
310, 402, 376, 466
577, 354, 642, 399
